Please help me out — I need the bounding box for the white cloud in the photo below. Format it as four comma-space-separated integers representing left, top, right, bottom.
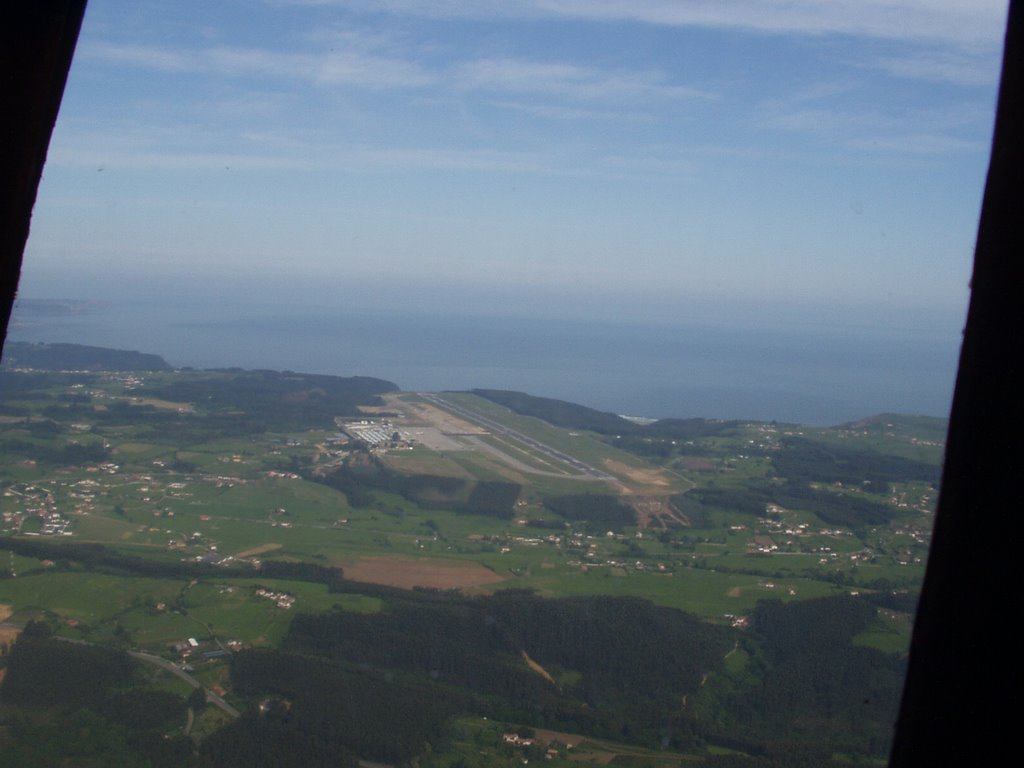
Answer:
760, 105, 987, 155
84, 43, 196, 72
843, 132, 985, 154
867, 47, 1001, 86
486, 100, 653, 121
47, 145, 312, 172
533, 0, 1005, 48
45, 129, 555, 175
82, 42, 434, 89
285, 0, 1006, 49
84, 41, 706, 106
455, 58, 709, 102
272, 0, 1006, 90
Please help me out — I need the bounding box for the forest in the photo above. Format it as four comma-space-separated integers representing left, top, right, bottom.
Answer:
0, 353, 939, 766
145, 369, 398, 432
686, 481, 897, 529
1, 342, 172, 372
0, 623, 195, 767
0, 589, 904, 766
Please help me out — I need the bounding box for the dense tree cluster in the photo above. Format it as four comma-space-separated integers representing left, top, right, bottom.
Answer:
0, 436, 110, 466
463, 481, 521, 519
99, 689, 188, 732
685, 480, 896, 529
470, 390, 744, 450
1, 368, 398, 443
668, 493, 716, 528
1, 629, 196, 766
0, 538, 237, 581
199, 706, 360, 768
319, 440, 911, 531
0, 370, 89, 396
145, 370, 397, 432
282, 591, 731, 748
542, 493, 636, 532
0, 539, 343, 589
0, 578, 906, 765
315, 461, 521, 520
258, 559, 345, 586
219, 650, 450, 764
1, 342, 172, 372
693, 596, 906, 758
643, 418, 744, 439
470, 389, 636, 434
314, 459, 465, 509
213, 589, 906, 761
862, 589, 920, 613
772, 437, 939, 489
1, 625, 134, 708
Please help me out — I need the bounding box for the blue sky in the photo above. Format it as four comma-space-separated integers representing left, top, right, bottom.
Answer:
19, 0, 1007, 330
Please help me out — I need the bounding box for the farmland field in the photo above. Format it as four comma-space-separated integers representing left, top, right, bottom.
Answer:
0, 357, 940, 767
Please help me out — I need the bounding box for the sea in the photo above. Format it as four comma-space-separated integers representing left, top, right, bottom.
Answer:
5, 298, 961, 427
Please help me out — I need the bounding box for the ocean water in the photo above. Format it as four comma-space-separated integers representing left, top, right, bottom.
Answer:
6, 299, 960, 426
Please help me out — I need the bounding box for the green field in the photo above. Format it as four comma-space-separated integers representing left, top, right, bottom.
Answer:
0, 362, 943, 768
0, 367, 937, 643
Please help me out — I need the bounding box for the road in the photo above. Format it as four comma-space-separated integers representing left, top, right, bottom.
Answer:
44, 635, 241, 719
128, 650, 240, 717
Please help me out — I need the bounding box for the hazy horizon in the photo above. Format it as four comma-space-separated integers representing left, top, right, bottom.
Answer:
7, 295, 959, 426
11, 0, 1004, 423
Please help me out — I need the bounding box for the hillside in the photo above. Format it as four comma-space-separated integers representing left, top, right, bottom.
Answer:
0, 345, 945, 766
1, 341, 172, 372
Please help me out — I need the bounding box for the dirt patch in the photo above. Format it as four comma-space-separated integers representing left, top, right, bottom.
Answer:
359, 393, 408, 415
0, 626, 22, 646
727, 586, 743, 597
357, 403, 394, 414
603, 460, 672, 489
628, 496, 689, 529
235, 543, 283, 558
522, 650, 556, 685
568, 753, 617, 765
340, 555, 507, 590
0, 604, 12, 622
533, 729, 585, 748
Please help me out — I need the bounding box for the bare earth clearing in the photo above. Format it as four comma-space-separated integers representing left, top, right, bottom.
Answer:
0, 602, 21, 657
340, 555, 507, 590
0, 625, 19, 646
603, 459, 672, 489
629, 496, 689, 529
533, 728, 585, 748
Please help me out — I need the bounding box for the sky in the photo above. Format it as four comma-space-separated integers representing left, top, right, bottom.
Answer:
18, 0, 1008, 331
